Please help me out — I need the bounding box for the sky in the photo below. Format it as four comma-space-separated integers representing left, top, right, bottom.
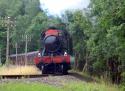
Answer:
40, 0, 90, 15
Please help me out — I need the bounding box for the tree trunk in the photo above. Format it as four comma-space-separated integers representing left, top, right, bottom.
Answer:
82, 53, 88, 72
74, 52, 77, 70
15, 42, 18, 65
6, 26, 9, 65
25, 34, 28, 65
0, 48, 1, 65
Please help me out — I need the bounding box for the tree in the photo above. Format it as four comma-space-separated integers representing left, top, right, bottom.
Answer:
63, 10, 92, 71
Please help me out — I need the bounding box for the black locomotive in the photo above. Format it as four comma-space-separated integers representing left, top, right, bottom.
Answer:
34, 26, 73, 74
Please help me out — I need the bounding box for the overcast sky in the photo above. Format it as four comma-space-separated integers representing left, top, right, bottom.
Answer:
40, 0, 90, 15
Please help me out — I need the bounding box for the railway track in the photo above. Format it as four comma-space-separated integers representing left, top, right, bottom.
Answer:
0, 72, 94, 83
0, 73, 68, 79
0, 74, 48, 79
0, 72, 96, 87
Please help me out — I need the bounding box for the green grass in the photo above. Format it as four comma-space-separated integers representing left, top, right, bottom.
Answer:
0, 82, 63, 91
63, 82, 120, 91
0, 69, 120, 91
0, 81, 120, 91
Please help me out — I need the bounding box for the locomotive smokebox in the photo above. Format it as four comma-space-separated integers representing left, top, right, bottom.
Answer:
44, 35, 60, 53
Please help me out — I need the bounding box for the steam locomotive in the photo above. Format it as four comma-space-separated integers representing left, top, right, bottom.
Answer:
34, 27, 73, 74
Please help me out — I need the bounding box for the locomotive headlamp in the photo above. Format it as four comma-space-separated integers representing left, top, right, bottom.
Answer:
38, 52, 41, 57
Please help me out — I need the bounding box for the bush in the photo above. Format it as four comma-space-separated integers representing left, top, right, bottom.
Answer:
92, 60, 105, 76
120, 72, 125, 91
121, 72, 125, 83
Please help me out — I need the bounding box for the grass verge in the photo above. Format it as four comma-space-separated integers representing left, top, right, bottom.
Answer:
0, 65, 41, 75
63, 81, 120, 91
0, 81, 120, 91
0, 82, 63, 91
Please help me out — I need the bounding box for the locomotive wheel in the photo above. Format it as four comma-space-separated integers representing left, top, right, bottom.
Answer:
63, 69, 68, 75
62, 63, 68, 75
42, 69, 47, 74
42, 66, 47, 74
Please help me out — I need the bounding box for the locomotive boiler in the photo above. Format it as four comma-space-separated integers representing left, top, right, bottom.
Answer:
34, 27, 73, 74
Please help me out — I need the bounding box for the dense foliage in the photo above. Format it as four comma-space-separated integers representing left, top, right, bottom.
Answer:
62, 0, 125, 85
63, 0, 125, 74
0, 0, 60, 63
